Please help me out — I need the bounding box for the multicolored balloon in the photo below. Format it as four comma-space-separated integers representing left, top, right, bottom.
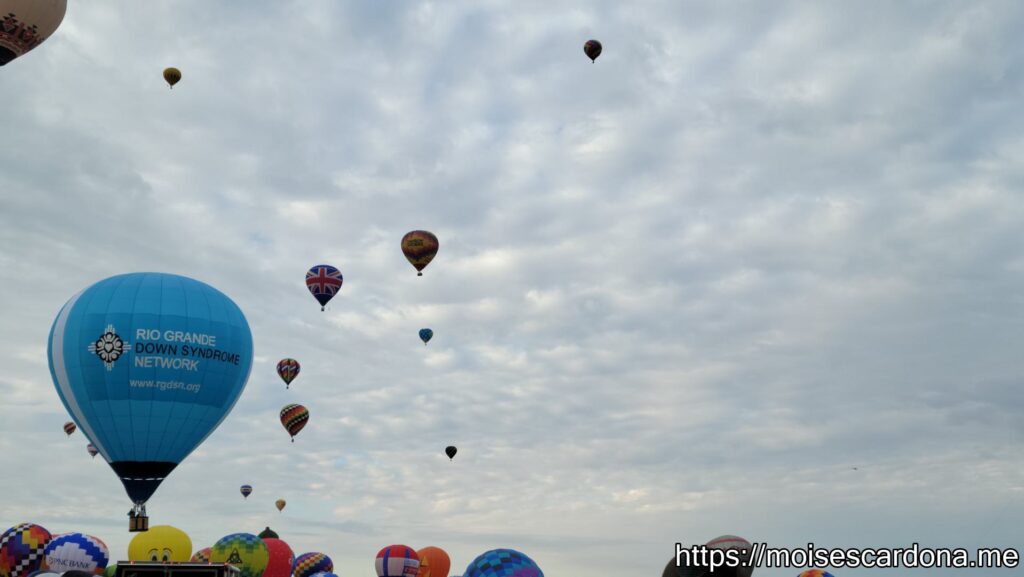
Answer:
280, 404, 309, 442
163, 67, 181, 88
63, 421, 76, 436
210, 534, 268, 577
48, 273, 254, 514
260, 539, 294, 577
584, 39, 602, 62
240, 485, 253, 499
445, 446, 457, 461
0, 523, 52, 577
419, 328, 433, 345
305, 265, 343, 311
0, 0, 67, 66
416, 547, 450, 577
275, 499, 286, 513
798, 572, 834, 577
463, 549, 542, 577
42, 533, 108, 574
375, 545, 419, 577
86, 444, 98, 459
127, 526, 192, 563
276, 359, 300, 389
401, 231, 439, 276
292, 553, 332, 577
190, 548, 212, 563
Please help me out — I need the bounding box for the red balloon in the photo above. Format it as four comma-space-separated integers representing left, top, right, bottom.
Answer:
261, 538, 294, 577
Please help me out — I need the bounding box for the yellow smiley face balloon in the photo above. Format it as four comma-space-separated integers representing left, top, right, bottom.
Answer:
127, 525, 192, 563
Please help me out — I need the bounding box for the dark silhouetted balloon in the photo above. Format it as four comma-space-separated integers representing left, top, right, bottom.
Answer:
163, 67, 181, 88
584, 39, 602, 62
445, 446, 457, 461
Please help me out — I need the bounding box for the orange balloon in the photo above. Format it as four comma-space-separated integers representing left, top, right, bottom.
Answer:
416, 547, 450, 577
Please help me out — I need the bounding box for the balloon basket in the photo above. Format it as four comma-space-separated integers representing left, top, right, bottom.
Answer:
129, 514, 149, 532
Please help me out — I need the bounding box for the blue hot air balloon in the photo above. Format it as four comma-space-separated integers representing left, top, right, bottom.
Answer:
47, 272, 254, 523
418, 328, 433, 345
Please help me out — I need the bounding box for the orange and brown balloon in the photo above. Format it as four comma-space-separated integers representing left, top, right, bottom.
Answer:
416, 547, 450, 577
400, 230, 439, 276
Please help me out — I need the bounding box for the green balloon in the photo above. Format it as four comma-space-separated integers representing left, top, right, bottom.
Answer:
210, 533, 268, 577
104, 564, 118, 577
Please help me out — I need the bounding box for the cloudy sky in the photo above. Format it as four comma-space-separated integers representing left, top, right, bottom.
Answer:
2, 1, 1023, 576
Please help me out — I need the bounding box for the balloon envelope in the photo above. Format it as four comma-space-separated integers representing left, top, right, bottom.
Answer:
47, 272, 254, 507
0, 0, 67, 66
375, 545, 418, 577
163, 67, 181, 87
305, 265, 342, 310
0, 523, 52, 577
127, 526, 191, 563
63, 421, 76, 436
241, 485, 253, 499
276, 359, 300, 388
257, 528, 277, 540
419, 329, 433, 344
86, 444, 98, 458
445, 446, 457, 460
210, 534, 268, 577
275, 499, 286, 512
463, 549, 542, 577
416, 547, 450, 577
190, 549, 212, 563
400, 231, 439, 276
584, 39, 602, 62
103, 564, 117, 577
706, 535, 752, 577
260, 538, 293, 577
42, 533, 108, 574
292, 553, 332, 577
280, 404, 308, 440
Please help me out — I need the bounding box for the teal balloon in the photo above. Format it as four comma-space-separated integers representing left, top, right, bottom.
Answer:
47, 273, 254, 506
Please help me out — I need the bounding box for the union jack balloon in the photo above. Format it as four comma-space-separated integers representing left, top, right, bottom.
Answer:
305, 265, 343, 311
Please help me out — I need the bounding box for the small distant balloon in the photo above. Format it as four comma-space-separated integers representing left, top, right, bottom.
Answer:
86, 444, 98, 459
305, 265, 343, 311
275, 499, 286, 512
419, 328, 433, 345
280, 404, 309, 442
445, 446, 457, 461
63, 421, 76, 436
584, 39, 602, 62
163, 67, 181, 88
375, 545, 418, 577
401, 231, 439, 276
276, 359, 300, 388
240, 485, 253, 499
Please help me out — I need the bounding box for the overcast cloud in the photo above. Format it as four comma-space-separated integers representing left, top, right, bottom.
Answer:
2, 1, 1023, 576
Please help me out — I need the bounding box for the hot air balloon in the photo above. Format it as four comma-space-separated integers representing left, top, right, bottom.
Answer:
416, 547, 450, 577
257, 528, 278, 540
275, 499, 286, 513
240, 485, 253, 499
445, 446, 457, 461
401, 231, 439, 276
163, 67, 181, 88
419, 328, 433, 345
42, 533, 108, 574
375, 546, 418, 577
63, 421, 76, 436
584, 39, 602, 62
260, 538, 293, 577
127, 526, 192, 563
798, 572, 834, 577
47, 272, 254, 529
0, 523, 52, 577
0, 0, 67, 66
86, 444, 98, 459
305, 265, 342, 311
292, 553, 332, 577
706, 535, 753, 577
190, 548, 212, 563
463, 549, 542, 577
276, 359, 300, 389
280, 404, 308, 442
102, 564, 117, 577
210, 534, 268, 577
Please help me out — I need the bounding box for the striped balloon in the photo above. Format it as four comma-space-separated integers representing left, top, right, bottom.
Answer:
240, 485, 253, 499
43, 533, 108, 574
375, 545, 419, 577
276, 359, 300, 389
0, 523, 53, 577
86, 444, 98, 458
190, 548, 212, 563
280, 404, 309, 442
63, 422, 76, 436
292, 553, 332, 577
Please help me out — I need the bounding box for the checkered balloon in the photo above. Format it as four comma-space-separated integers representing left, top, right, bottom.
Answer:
43, 533, 108, 574
292, 553, 332, 577
462, 549, 543, 577
0, 524, 53, 577
190, 548, 212, 563
210, 534, 268, 577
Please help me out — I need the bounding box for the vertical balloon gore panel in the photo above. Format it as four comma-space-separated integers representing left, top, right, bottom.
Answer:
48, 272, 254, 511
